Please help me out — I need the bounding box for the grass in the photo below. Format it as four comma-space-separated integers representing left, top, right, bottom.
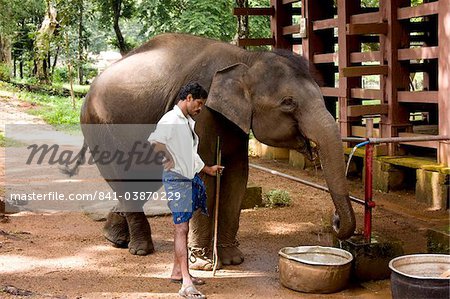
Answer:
0, 132, 5, 147
0, 81, 83, 126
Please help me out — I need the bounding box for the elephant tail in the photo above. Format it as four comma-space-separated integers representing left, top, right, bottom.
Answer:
60, 140, 88, 177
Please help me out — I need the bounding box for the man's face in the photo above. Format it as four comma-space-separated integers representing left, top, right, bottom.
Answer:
186, 95, 205, 117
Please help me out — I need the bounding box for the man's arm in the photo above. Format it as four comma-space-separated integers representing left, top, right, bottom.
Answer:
153, 142, 175, 171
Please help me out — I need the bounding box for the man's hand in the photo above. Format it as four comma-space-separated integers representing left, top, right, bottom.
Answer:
202, 165, 224, 176
153, 142, 175, 171
163, 157, 175, 171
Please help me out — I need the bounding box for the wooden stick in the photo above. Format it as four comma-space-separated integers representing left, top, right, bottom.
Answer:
212, 137, 221, 276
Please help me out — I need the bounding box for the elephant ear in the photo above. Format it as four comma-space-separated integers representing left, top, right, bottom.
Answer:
206, 63, 251, 134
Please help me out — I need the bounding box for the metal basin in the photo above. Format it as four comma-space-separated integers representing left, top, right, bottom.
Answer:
278, 246, 353, 293
389, 254, 450, 299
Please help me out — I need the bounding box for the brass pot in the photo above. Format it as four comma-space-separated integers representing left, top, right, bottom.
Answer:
279, 246, 353, 293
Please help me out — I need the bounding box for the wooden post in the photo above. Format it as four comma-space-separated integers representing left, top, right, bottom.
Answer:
302, 0, 337, 118
271, 0, 292, 50
337, 0, 362, 140
379, 0, 411, 155
438, 0, 450, 167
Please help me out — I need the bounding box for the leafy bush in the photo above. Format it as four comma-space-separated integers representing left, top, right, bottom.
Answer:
0, 133, 5, 147
83, 66, 98, 83
0, 63, 11, 82
264, 189, 291, 208
52, 67, 69, 83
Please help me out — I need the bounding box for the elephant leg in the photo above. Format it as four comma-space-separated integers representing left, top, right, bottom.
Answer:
217, 154, 248, 266
103, 208, 130, 248
126, 212, 155, 255
188, 174, 217, 271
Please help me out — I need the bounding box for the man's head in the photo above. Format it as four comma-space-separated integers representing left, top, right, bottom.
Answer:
177, 82, 208, 117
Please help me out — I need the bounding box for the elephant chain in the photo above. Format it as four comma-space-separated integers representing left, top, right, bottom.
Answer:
217, 240, 240, 248
189, 247, 212, 264
189, 240, 240, 263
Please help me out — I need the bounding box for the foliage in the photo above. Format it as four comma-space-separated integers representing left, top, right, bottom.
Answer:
248, 0, 271, 39
52, 65, 96, 84
0, 132, 5, 147
19, 90, 82, 125
264, 189, 291, 208
0, 63, 11, 81
0, 0, 45, 36
138, 0, 236, 41
94, 0, 136, 53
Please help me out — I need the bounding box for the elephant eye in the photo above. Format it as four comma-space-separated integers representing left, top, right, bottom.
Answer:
280, 97, 297, 112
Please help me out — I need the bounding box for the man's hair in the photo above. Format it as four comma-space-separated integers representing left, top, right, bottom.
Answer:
177, 82, 208, 101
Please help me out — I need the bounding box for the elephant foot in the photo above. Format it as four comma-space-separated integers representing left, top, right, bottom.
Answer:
218, 245, 244, 266
103, 211, 129, 248
188, 247, 222, 271
126, 212, 155, 256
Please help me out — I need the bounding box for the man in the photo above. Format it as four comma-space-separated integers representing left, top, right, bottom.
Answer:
149, 82, 223, 299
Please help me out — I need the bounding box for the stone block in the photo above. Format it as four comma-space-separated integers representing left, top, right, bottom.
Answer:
289, 150, 313, 169
337, 234, 404, 281
241, 185, 262, 209
261, 144, 289, 160
416, 169, 449, 210
248, 139, 289, 160
372, 160, 406, 193
427, 228, 450, 254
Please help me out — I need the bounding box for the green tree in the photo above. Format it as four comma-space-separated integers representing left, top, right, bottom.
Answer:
138, 0, 236, 41
34, 0, 58, 83
0, 0, 45, 80
57, 0, 93, 84
94, 0, 136, 55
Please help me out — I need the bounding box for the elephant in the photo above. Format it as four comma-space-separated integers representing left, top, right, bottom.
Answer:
71, 33, 356, 270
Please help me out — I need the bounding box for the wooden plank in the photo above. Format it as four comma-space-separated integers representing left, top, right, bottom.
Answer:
352, 125, 380, 138
346, 22, 388, 35
438, 0, 450, 166
237, 38, 275, 47
398, 46, 439, 60
313, 53, 338, 64
282, 0, 299, 4
398, 133, 439, 149
320, 87, 343, 97
233, 7, 274, 16
351, 88, 382, 100
397, 2, 439, 20
337, 0, 362, 139
350, 51, 381, 63
350, 12, 380, 24
397, 91, 438, 103
271, 0, 291, 50
312, 18, 338, 31
341, 65, 388, 77
347, 104, 388, 117
282, 24, 300, 35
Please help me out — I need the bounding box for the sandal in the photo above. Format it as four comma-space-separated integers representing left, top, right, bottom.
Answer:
178, 284, 206, 299
170, 276, 205, 285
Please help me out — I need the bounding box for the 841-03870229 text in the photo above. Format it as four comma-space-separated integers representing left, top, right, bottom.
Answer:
8, 191, 182, 202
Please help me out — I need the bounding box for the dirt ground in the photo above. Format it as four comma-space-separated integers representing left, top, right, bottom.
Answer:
1, 93, 449, 298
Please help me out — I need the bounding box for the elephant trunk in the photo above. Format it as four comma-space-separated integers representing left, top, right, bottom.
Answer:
298, 100, 356, 240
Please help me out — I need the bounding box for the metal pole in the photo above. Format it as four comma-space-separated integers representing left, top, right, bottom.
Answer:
249, 163, 365, 205
364, 143, 375, 243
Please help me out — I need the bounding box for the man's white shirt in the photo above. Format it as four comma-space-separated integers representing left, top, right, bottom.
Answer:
148, 105, 205, 179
